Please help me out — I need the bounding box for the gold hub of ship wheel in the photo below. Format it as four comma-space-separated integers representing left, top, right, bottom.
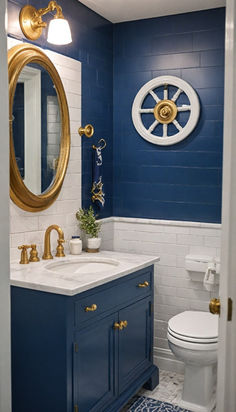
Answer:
153, 99, 177, 124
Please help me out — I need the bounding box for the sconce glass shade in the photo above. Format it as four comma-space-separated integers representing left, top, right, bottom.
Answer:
47, 18, 72, 45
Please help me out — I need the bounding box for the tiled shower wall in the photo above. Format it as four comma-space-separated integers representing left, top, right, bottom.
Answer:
100, 217, 221, 372
9, 38, 81, 262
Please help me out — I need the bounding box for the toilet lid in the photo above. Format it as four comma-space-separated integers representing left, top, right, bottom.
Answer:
168, 311, 218, 341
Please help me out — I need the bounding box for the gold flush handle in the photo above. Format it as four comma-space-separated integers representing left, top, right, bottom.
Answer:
85, 304, 97, 312
138, 281, 149, 288
78, 124, 94, 138
209, 298, 221, 315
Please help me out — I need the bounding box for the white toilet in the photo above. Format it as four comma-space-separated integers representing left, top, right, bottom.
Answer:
167, 311, 218, 412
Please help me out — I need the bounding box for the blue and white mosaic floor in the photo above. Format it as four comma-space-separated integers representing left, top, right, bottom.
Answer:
127, 396, 191, 412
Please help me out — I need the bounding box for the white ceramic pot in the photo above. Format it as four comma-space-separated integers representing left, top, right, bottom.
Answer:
86, 237, 101, 253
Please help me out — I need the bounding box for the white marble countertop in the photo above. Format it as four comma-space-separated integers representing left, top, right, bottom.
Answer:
10, 250, 160, 296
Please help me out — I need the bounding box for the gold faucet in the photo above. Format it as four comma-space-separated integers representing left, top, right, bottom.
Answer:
42, 225, 65, 260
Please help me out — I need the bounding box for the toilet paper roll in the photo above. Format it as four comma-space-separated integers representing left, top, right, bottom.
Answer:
204, 262, 216, 292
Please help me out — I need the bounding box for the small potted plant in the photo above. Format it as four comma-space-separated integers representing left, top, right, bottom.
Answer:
76, 206, 101, 252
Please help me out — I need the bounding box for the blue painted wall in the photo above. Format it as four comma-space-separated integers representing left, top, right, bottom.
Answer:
7, 3, 225, 223
8, 0, 113, 218
113, 8, 225, 222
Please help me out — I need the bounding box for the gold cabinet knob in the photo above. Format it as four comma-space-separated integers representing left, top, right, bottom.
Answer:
78, 124, 94, 138
114, 322, 121, 330
85, 304, 97, 312
209, 298, 221, 315
113, 320, 128, 330
120, 320, 128, 329
138, 281, 149, 288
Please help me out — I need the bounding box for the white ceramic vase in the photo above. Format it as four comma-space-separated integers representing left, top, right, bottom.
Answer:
86, 237, 101, 253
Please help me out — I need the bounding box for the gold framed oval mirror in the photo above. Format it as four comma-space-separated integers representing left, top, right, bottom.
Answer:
8, 44, 70, 212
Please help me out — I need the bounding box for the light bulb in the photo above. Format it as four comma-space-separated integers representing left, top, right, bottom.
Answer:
47, 18, 72, 45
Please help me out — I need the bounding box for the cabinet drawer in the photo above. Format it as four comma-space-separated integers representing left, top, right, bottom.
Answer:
75, 268, 153, 325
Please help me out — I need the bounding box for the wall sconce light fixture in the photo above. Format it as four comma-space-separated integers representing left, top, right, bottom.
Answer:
19, 1, 72, 45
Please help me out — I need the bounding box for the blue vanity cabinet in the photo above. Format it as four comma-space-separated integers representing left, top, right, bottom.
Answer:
73, 312, 118, 412
11, 265, 159, 412
118, 297, 152, 395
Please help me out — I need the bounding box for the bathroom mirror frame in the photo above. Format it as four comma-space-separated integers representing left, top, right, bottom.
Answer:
8, 44, 70, 212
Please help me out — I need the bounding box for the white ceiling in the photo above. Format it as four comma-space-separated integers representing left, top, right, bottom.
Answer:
79, 0, 225, 23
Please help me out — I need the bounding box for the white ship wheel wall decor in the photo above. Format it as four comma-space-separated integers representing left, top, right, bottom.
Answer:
132, 75, 200, 146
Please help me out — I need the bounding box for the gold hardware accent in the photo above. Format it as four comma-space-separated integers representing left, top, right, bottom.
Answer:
18, 245, 31, 264
29, 244, 40, 262
42, 225, 65, 260
56, 238, 65, 257
19, 1, 65, 41
209, 298, 221, 315
114, 322, 121, 330
113, 320, 128, 330
138, 281, 149, 288
78, 124, 94, 138
153, 99, 177, 124
228, 298, 233, 321
85, 304, 97, 312
74, 405, 79, 412
120, 320, 128, 329
9, 44, 70, 212
92, 138, 107, 150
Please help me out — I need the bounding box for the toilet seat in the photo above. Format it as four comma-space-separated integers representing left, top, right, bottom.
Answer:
168, 327, 217, 343
168, 311, 218, 339
167, 311, 218, 350
167, 330, 218, 351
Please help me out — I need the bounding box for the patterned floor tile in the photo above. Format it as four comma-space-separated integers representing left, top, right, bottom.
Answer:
122, 370, 216, 412
126, 396, 191, 411
139, 370, 184, 405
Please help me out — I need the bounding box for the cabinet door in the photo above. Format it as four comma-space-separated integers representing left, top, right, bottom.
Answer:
118, 297, 152, 394
73, 313, 117, 412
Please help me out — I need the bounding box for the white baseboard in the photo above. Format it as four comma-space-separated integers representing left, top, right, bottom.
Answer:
154, 348, 185, 375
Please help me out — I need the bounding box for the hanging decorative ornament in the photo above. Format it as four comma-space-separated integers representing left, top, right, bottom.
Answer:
132, 75, 200, 146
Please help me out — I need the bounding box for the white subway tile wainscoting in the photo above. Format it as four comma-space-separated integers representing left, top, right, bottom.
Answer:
100, 217, 221, 373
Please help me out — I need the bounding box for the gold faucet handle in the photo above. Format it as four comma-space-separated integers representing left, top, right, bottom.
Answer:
18, 245, 31, 264
56, 239, 65, 257
29, 244, 40, 262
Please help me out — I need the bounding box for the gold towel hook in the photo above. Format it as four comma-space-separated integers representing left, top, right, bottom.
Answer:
92, 138, 107, 150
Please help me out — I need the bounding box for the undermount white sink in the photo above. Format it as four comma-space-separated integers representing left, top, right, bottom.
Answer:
45, 257, 120, 276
